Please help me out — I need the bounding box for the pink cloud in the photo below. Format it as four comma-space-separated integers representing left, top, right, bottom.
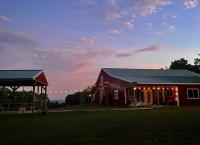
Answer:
124, 20, 134, 29
109, 28, 121, 34
184, 0, 199, 9
127, 0, 172, 16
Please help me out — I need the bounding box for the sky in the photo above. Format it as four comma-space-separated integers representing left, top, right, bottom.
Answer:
0, 0, 200, 99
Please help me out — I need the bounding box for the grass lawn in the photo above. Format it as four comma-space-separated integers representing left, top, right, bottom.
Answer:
0, 107, 200, 145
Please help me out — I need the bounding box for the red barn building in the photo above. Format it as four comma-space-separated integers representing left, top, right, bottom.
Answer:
92, 68, 200, 106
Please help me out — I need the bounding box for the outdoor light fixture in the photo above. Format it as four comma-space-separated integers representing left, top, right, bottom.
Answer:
133, 87, 137, 90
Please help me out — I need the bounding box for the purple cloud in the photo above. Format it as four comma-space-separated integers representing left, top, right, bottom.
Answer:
134, 45, 164, 53
0, 16, 10, 22
115, 45, 164, 57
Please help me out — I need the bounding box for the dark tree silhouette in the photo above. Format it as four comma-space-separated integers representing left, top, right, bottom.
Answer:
194, 54, 200, 66
169, 55, 200, 74
169, 58, 190, 70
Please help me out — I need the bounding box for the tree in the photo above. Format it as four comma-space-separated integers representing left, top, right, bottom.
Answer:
194, 54, 200, 66
65, 86, 92, 105
0, 87, 11, 101
169, 55, 200, 74
169, 58, 189, 70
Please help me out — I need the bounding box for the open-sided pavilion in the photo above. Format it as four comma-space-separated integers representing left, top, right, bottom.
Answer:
0, 70, 48, 113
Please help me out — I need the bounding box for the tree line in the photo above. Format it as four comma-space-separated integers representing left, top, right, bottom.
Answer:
0, 87, 48, 103
169, 54, 200, 74
65, 86, 92, 105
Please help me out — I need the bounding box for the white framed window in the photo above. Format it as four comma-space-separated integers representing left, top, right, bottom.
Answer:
187, 88, 200, 99
114, 90, 119, 99
166, 89, 173, 97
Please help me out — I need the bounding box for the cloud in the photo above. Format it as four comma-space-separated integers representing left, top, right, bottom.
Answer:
0, 31, 38, 50
115, 52, 133, 57
167, 25, 176, 32
127, 0, 172, 16
124, 20, 134, 29
103, 0, 172, 21
33, 36, 113, 73
106, 12, 122, 21
162, 22, 176, 33
79, 0, 96, 5
115, 44, 164, 57
134, 44, 164, 53
0, 16, 10, 22
109, 0, 117, 6
0, 31, 40, 69
109, 28, 121, 34
184, 0, 199, 9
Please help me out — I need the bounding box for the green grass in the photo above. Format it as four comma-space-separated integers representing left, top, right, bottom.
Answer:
1, 107, 200, 145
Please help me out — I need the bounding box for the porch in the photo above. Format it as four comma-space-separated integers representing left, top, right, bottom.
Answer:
127, 85, 179, 106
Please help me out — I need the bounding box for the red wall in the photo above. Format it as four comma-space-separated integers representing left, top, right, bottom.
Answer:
35, 72, 48, 86
92, 69, 130, 105
178, 84, 200, 106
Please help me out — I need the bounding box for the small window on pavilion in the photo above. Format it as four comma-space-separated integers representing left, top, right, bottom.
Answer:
187, 88, 200, 99
114, 90, 119, 99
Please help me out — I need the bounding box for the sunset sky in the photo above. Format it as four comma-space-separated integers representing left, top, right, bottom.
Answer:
0, 0, 200, 99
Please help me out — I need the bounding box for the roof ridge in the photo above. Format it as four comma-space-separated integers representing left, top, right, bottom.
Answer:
0, 70, 42, 71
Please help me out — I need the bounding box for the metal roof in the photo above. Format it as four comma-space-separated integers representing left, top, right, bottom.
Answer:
0, 70, 42, 79
102, 68, 200, 84
0, 70, 48, 86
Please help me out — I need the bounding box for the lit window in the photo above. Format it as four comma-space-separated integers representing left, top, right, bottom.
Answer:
114, 90, 119, 99
187, 88, 200, 99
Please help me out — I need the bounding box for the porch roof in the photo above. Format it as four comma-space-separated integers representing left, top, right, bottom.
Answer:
0, 70, 48, 86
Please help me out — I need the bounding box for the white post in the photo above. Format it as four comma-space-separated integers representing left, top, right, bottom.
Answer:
124, 88, 127, 105
176, 87, 180, 107
157, 90, 159, 105
32, 83, 35, 113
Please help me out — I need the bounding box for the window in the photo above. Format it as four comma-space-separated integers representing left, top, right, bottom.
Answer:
114, 90, 119, 99
166, 89, 173, 97
139, 91, 144, 102
187, 88, 200, 99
